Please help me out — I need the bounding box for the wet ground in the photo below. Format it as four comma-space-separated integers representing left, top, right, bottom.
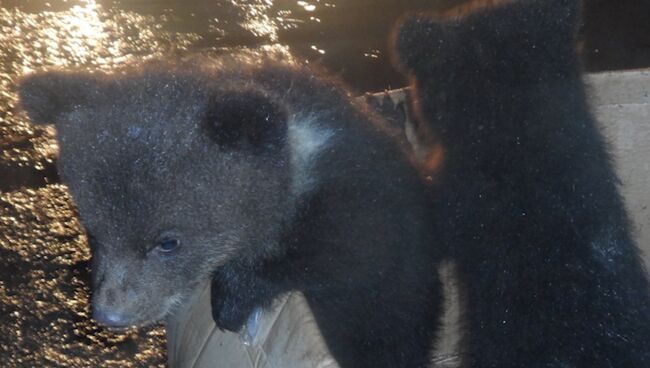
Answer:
1, 0, 649, 367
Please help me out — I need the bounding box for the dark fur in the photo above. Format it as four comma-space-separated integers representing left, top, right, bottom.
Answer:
393, 0, 650, 366
18, 56, 441, 367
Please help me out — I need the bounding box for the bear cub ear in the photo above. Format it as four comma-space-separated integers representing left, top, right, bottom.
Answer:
204, 89, 289, 153
17, 71, 99, 126
391, 14, 458, 74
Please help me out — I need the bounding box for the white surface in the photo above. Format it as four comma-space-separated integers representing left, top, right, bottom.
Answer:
166, 284, 339, 368
587, 70, 650, 266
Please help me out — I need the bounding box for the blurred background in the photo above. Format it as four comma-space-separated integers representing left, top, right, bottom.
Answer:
0, 0, 648, 367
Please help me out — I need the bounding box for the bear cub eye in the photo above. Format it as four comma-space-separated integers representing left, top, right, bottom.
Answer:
157, 238, 180, 253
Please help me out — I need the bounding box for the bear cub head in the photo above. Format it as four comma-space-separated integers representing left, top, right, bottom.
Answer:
18, 61, 297, 327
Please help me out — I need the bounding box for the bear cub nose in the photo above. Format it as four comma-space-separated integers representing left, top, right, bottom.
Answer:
93, 307, 131, 328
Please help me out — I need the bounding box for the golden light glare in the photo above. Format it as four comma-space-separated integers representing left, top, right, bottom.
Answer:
234, 0, 279, 41
297, 1, 317, 12
17, 0, 104, 73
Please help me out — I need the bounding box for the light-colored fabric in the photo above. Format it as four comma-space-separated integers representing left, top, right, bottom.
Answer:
586, 70, 650, 267
166, 284, 340, 368
166, 70, 650, 368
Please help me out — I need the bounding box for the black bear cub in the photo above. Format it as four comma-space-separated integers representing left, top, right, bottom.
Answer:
393, 0, 650, 366
18, 56, 442, 367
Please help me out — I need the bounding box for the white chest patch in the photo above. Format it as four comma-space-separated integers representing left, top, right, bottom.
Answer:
288, 117, 335, 196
